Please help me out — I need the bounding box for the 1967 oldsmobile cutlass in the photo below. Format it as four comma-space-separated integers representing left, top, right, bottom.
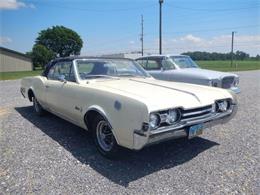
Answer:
136, 54, 240, 94
21, 57, 237, 158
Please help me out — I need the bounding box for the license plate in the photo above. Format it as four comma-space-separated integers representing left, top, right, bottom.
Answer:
188, 124, 203, 139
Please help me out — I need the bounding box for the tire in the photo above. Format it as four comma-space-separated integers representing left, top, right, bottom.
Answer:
92, 115, 120, 159
33, 96, 45, 116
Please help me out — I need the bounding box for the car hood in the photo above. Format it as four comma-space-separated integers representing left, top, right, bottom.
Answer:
167, 68, 238, 80
85, 78, 233, 112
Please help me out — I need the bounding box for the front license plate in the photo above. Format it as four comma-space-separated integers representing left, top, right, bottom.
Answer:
188, 124, 203, 139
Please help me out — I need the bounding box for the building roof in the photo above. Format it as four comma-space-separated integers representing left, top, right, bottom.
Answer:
0, 46, 31, 59
136, 54, 188, 59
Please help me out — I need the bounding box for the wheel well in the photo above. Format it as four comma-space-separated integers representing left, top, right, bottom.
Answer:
28, 89, 34, 102
84, 110, 100, 131
84, 110, 110, 132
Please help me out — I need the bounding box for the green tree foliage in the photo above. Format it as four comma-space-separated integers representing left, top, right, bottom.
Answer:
31, 44, 55, 68
36, 25, 83, 57
182, 51, 253, 61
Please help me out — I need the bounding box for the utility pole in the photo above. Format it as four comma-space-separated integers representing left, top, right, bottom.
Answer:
140, 15, 144, 56
231, 31, 235, 67
159, 0, 163, 54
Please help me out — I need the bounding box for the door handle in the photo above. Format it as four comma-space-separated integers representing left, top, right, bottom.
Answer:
45, 85, 50, 88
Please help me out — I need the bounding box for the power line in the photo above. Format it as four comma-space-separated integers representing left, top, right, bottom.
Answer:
167, 4, 260, 12
163, 25, 260, 35
143, 43, 259, 51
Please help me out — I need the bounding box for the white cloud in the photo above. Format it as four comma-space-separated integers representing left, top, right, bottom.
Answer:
129, 40, 135, 45
0, 0, 35, 10
144, 34, 260, 56
0, 36, 12, 45
180, 34, 203, 43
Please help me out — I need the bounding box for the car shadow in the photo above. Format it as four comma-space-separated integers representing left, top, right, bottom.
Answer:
15, 106, 219, 187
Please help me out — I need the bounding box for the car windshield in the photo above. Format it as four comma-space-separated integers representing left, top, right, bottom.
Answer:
170, 56, 199, 69
75, 59, 150, 80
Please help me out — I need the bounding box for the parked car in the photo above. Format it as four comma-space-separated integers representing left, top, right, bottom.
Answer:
21, 57, 237, 158
136, 55, 240, 93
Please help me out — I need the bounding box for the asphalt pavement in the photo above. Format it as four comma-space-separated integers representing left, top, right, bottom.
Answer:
0, 70, 259, 194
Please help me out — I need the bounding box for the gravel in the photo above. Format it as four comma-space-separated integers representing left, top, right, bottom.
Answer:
0, 70, 259, 194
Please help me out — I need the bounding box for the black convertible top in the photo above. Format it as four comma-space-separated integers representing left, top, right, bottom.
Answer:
42, 56, 135, 77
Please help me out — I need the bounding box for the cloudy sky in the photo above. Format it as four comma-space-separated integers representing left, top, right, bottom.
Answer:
0, 0, 259, 56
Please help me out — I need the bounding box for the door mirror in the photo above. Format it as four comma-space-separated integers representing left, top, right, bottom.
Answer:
58, 75, 66, 82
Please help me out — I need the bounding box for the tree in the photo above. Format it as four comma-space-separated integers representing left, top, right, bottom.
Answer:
31, 44, 55, 69
36, 25, 83, 57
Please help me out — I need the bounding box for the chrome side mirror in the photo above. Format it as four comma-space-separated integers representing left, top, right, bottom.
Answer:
58, 75, 66, 82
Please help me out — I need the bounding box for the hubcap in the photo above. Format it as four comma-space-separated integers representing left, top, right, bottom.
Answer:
96, 120, 114, 152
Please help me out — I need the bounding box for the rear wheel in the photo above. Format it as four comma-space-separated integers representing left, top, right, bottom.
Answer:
33, 96, 45, 116
92, 115, 120, 158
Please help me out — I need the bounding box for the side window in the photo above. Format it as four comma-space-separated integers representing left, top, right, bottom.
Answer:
146, 59, 161, 70
47, 61, 75, 82
47, 65, 55, 79
136, 59, 147, 68
162, 58, 175, 70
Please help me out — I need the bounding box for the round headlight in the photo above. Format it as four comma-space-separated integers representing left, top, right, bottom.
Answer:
217, 100, 228, 112
149, 113, 160, 129
166, 109, 180, 124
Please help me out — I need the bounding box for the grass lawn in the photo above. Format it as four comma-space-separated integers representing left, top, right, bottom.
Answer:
196, 60, 260, 72
0, 70, 43, 80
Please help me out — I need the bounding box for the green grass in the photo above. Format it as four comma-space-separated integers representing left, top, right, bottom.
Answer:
0, 70, 43, 80
196, 60, 260, 72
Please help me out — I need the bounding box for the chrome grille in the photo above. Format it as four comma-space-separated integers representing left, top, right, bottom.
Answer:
181, 105, 213, 122
222, 76, 235, 89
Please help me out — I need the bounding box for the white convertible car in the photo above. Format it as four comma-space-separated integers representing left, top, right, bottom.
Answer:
21, 57, 237, 158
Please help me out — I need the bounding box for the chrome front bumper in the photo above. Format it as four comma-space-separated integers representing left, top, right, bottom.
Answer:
133, 104, 238, 150
229, 86, 241, 94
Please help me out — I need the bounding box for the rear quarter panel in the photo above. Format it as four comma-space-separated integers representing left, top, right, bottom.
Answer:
21, 76, 47, 105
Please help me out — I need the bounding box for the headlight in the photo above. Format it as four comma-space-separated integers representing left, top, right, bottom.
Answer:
149, 113, 160, 129
216, 100, 229, 112
166, 109, 180, 124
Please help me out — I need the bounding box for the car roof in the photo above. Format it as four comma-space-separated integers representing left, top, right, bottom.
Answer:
136, 54, 189, 59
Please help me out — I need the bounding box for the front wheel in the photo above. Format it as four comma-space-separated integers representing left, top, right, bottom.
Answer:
93, 115, 120, 158
33, 96, 45, 116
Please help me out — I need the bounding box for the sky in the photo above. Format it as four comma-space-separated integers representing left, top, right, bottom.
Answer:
0, 0, 259, 56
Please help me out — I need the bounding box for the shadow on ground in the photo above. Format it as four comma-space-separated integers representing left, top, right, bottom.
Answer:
16, 106, 219, 187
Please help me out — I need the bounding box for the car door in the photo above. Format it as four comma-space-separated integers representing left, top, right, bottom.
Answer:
45, 61, 80, 123
145, 57, 168, 80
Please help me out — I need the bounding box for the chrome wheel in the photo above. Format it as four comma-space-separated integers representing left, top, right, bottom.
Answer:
96, 120, 114, 152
